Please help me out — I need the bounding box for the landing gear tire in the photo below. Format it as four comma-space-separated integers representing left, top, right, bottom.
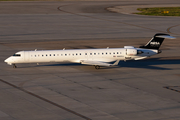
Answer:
95, 65, 100, 69
13, 64, 17, 68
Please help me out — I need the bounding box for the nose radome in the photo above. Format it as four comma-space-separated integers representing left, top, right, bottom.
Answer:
4, 58, 9, 63
4, 57, 12, 64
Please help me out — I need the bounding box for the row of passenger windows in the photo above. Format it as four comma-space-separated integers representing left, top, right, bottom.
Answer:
31, 52, 122, 57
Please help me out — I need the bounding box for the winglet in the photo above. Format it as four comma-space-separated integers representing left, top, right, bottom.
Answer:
112, 60, 120, 66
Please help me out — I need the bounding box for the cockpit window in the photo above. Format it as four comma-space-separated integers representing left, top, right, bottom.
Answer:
13, 54, 21, 57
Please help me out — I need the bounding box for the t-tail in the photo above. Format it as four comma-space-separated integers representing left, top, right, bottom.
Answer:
139, 33, 175, 50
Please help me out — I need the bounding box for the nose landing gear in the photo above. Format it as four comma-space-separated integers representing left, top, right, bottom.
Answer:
13, 64, 17, 68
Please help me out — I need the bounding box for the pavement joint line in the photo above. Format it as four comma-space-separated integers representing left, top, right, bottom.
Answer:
163, 86, 180, 93
57, 5, 165, 33
166, 24, 180, 35
0, 79, 92, 120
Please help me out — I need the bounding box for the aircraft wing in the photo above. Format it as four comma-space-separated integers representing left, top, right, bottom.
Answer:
80, 60, 120, 66
134, 56, 148, 60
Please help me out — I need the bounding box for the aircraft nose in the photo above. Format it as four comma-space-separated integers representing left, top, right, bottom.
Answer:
4, 58, 9, 63
4, 57, 12, 65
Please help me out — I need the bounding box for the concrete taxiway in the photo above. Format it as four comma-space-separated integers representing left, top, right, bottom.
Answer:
0, 1, 180, 120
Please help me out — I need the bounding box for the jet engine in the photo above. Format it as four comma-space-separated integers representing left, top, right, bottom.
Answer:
126, 48, 137, 56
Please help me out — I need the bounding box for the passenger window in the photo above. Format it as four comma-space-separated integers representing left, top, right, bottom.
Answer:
109, 52, 111, 55
117, 52, 119, 54
85, 53, 87, 55
54, 54, 55, 56
50, 54, 51, 56
113, 52, 115, 54
65, 54, 67, 56
106, 52, 107, 55
76, 53, 78, 55
90, 53, 92, 55
46, 54, 48, 56
102, 53, 104, 55
42, 55, 44, 57
80, 53, 81, 55
94, 53, 96, 55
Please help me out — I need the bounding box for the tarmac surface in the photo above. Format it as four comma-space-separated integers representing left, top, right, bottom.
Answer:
0, 1, 180, 120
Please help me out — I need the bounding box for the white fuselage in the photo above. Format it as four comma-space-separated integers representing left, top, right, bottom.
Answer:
4, 46, 158, 66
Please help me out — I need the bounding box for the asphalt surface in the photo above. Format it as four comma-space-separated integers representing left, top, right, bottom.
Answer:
0, 1, 180, 120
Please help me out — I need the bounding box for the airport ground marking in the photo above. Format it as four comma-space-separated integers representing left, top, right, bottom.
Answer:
163, 86, 180, 93
0, 79, 92, 120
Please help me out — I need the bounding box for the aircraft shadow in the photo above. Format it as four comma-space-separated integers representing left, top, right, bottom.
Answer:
32, 57, 180, 70
117, 57, 180, 70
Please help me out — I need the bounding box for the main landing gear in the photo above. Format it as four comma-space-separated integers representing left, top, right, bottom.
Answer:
94, 65, 100, 69
12, 64, 17, 68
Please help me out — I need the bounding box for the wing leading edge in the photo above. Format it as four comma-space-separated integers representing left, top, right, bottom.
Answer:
80, 60, 120, 69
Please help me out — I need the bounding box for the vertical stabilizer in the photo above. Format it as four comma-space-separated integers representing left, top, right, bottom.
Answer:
139, 33, 175, 50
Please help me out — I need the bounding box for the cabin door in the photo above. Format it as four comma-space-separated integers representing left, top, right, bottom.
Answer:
24, 52, 29, 62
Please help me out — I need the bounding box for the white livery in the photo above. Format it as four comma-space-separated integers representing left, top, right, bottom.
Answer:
4, 33, 175, 69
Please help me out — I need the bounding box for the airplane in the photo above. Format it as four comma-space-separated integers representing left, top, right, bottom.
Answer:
4, 33, 175, 69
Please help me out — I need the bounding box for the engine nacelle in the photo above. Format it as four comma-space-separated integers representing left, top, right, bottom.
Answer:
126, 48, 137, 56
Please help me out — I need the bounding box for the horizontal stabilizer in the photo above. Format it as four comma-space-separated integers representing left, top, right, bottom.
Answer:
156, 35, 176, 39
